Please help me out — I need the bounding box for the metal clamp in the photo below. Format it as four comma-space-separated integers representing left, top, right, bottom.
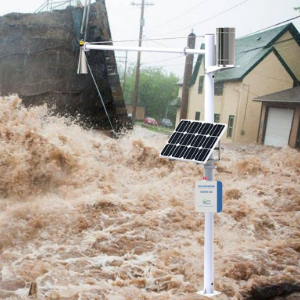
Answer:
83, 42, 90, 52
183, 46, 190, 56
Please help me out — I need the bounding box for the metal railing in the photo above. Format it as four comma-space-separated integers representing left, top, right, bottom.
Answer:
35, 0, 83, 13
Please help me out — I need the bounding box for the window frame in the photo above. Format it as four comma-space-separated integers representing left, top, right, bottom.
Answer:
214, 114, 220, 123
227, 115, 235, 139
214, 82, 224, 96
198, 76, 204, 94
195, 111, 201, 121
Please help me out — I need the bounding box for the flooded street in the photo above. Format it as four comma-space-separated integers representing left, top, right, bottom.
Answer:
0, 96, 300, 299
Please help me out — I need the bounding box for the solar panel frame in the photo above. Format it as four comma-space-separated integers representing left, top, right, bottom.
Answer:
159, 119, 227, 164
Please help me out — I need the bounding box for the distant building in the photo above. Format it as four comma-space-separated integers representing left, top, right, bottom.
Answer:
176, 23, 300, 148
126, 104, 145, 120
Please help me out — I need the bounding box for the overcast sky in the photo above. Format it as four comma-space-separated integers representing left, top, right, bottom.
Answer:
1, 0, 300, 78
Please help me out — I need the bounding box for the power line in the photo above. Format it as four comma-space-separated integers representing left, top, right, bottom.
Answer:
146, 38, 169, 48
141, 61, 193, 68
147, 0, 211, 31
238, 15, 300, 39
90, 15, 300, 48
89, 35, 204, 44
142, 54, 183, 65
150, 0, 253, 38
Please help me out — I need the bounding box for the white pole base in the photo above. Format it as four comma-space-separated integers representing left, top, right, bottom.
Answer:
196, 290, 221, 297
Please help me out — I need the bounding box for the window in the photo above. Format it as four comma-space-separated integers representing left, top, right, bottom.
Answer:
214, 114, 220, 123
227, 115, 235, 139
198, 76, 204, 94
195, 111, 201, 120
214, 82, 224, 96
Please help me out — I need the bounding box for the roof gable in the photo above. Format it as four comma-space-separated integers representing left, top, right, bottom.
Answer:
235, 23, 297, 53
253, 86, 300, 103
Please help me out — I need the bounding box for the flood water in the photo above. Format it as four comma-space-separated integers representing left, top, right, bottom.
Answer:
0, 96, 300, 299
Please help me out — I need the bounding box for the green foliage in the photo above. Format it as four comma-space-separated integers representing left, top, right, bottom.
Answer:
122, 65, 179, 123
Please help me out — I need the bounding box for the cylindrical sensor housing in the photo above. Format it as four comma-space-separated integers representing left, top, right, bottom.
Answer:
216, 28, 235, 67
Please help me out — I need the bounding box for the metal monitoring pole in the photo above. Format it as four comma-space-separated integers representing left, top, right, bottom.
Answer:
199, 28, 235, 297
78, 28, 235, 297
131, 0, 154, 124
203, 33, 217, 296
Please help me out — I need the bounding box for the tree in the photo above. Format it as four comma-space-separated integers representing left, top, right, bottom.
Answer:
121, 65, 179, 123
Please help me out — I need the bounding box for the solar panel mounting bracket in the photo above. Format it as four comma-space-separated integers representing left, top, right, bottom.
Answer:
200, 140, 221, 164
208, 140, 221, 162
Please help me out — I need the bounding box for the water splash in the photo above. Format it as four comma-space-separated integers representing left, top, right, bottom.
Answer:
0, 96, 300, 299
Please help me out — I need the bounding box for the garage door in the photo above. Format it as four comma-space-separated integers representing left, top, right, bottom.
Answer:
264, 107, 294, 147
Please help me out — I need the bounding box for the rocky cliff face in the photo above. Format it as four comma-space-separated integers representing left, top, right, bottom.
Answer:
0, 0, 129, 130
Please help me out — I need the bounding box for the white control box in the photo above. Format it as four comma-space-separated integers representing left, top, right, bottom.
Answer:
195, 181, 223, 213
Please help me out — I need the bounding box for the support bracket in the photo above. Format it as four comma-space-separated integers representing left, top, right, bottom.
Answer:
207, 140, 221, 163
197, 290, 221, 297
205, 65, 236, 74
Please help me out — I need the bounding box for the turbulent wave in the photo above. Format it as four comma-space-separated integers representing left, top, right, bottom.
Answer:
0, 96, 299, 299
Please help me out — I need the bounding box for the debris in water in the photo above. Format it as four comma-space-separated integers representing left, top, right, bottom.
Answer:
28, 281, 37, 297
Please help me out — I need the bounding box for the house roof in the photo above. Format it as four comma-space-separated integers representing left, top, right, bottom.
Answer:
253, 86, 300, 103
189, 23, 300, 85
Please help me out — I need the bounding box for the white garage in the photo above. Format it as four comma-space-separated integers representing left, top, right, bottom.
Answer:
264, 107, 294, 147
254, 86, 300, 149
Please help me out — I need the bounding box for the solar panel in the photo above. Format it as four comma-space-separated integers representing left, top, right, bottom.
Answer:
160, 120, 227, 164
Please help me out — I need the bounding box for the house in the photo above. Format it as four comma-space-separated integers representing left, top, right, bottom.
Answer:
176, 23, 300, 147
126, 104, 146, 120
254, 86, 300, 148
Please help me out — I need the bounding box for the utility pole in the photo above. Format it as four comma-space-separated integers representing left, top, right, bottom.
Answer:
180, 31, 196, 120
131, 0, 154, 123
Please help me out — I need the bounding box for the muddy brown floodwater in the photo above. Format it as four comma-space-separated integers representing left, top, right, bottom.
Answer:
0, 96, 300, 300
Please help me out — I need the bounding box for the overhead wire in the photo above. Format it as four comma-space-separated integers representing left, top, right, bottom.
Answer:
142, 55, 184, 66
149, 0, 253, 38
89, 35, 204, 44
146, 38, 169, 48
238, 15, 300, 39
146, 0, 211, 31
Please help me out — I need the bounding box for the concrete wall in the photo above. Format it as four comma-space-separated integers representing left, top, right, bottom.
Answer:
0, 0, 129, 130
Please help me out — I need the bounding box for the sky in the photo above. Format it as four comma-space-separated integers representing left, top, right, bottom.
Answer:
1, 0, 300, 79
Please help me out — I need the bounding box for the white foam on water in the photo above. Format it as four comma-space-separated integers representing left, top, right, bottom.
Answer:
0, 96, 300, 299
